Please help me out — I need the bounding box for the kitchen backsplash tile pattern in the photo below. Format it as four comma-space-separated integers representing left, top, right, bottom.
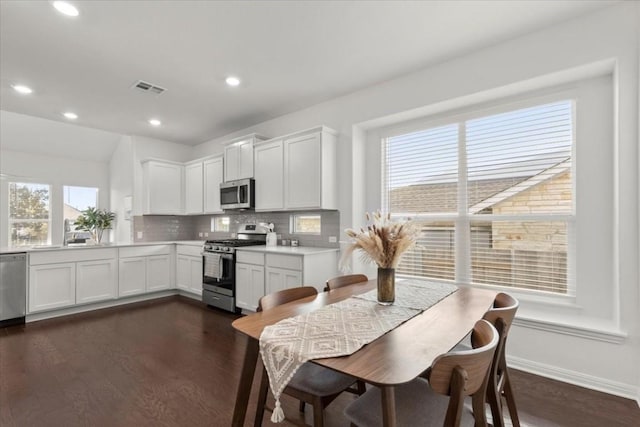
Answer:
134, 210, 340, 248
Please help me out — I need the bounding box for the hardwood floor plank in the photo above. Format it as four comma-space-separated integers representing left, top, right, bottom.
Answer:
0, 296, 638, 427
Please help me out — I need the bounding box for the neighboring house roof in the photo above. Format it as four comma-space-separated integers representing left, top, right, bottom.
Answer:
389, 158, 570, 214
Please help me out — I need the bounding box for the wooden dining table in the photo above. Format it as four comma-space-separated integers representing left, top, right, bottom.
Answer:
231, 279, 497, 427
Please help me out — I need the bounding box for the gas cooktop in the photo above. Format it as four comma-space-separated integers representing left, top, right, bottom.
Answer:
205, 239, 266, 247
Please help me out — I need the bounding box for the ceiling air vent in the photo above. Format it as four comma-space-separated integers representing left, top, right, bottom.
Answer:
132, 80, 166, 95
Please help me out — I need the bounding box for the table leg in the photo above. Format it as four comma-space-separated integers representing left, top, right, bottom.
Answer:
380, 385, 397, 427
232, 336, 260, 427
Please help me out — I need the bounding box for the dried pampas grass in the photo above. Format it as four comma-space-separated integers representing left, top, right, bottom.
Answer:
341, 211, 419, 270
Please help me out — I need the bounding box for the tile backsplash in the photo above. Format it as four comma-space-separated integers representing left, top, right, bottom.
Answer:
133, 210, 340, 248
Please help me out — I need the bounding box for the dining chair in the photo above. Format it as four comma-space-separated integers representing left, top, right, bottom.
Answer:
323, 274, 369, 292
255, 286, 364, 427
344, 319, 499, 427
481, 292, 520, 427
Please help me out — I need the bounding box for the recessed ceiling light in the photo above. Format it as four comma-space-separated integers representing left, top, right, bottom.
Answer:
53, 1, 79, 17
63, 112, 78, 120
225, 76, 241, 87
11, 84, 33, 94
148, 119, 162, 126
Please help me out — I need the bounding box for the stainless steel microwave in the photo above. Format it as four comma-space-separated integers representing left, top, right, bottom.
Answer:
220, 178, 255, 210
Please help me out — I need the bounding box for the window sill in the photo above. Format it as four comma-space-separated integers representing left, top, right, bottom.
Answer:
513, 315, 627, 344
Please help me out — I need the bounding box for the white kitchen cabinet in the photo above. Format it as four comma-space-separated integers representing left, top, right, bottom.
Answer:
146, 255, 172, 291
142, 160, 183, 214
29, 263, 76, 312
119, 245, 174, 296
223, 134, 268, 182
176, 245, 203, 296
235, 251, 265, 312
254, 139, 284, 210
203, 156, 224, 213
118, 257, 147, 296
76, 259, 118, 304
265, 266, 302, 295
184, 162, 204, 214
283, 127, 337, 210
28, 248, 118, 313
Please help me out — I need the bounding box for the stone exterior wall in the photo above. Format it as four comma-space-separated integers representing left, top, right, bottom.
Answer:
491, 171, 571, 251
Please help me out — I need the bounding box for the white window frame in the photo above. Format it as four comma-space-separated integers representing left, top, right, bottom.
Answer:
379, 89, 578, 299
8, 182, 52, 246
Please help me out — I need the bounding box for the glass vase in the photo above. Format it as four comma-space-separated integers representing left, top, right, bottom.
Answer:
377, 267, 395, 305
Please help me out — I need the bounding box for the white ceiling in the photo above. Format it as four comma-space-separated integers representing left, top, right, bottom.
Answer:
0, 1, 613, 146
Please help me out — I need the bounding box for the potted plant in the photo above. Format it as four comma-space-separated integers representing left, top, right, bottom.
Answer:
341, 211, 419, 304
73, 207, 116, 244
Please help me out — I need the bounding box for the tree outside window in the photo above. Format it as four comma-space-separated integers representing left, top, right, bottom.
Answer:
9, 182, 50, 246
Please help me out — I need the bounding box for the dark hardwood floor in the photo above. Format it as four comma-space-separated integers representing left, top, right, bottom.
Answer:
1, 296, 638, 426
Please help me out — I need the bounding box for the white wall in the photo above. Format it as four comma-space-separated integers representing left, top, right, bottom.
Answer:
0, 150, 110, 246
109, 135, 135, 243
193, 3, 640, 401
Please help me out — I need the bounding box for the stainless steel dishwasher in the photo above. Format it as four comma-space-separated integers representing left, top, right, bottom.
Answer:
0, 252, 27, 326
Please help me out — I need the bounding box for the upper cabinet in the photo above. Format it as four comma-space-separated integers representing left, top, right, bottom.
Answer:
224, 134, 268, 182
254, 139, 284, 210
183, 156, 224, 215
254, 126, 337, 211
203, 156, 224, 213
142, 160, 183, 215
184, 161, 204, 214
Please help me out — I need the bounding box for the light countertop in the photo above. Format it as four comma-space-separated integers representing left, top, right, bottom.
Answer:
0, 240, 206, 254
235, 246, 339, 255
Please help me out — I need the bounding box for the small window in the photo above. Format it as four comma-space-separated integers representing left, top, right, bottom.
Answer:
64, 186, 99, 223
9, 182, 51, 246
212, 216, 230, 232
291, 214, 321, 234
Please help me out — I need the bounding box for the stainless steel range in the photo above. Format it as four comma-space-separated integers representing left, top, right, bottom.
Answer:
202, 223, 268, 312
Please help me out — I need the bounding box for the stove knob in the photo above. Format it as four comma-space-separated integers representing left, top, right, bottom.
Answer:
225, 247, 231, 252
212, 246, 220, 252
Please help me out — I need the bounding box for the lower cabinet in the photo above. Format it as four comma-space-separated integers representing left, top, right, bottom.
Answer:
235, 251, 265, 312
76, 259, 118, 304
28, 248, 118, 313
118, 246, 173, 297
265, 267, 302, 295
176, 255, 203, 296
29, 263, 76, 312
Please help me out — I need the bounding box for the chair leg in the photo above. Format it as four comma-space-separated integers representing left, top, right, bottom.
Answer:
502, 370, 520, 427
254, 368, 270, 427
312, 397, 324, 427
487, 376, 504, 427
356, 380, 366, 395
299, 400, 306, 413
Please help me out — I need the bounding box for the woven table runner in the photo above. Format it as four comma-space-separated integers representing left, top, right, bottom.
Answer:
259, 279, 457, 422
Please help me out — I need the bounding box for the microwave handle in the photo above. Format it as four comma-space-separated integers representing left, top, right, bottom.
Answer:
237, 186, 242, 204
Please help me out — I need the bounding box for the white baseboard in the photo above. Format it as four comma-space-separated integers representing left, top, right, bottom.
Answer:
508, 354, 640, 405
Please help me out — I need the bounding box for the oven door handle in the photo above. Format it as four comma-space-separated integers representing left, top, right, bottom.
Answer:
201, 252, 234, 260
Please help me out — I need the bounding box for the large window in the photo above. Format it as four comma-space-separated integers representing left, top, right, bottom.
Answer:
383, 100, 574, 295
63, 185, 98, 223
9, 182, 51, 246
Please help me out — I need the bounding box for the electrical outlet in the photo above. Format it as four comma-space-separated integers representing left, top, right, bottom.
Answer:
204, 232, 209, 237
329, 236, 337, 243
198, 232, 203, 237
137, 231, 143, 239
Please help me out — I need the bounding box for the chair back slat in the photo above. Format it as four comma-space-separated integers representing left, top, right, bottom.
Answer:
324, 274, 369, 292
428, 319, 498, 396
257, 286, 318, 312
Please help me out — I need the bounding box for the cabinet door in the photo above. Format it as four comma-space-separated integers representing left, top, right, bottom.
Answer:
203, 157, 224, 213
188, 257, 203, 295
255, 140, 284, 210
185, 162, 204, 214
224, 145, 239, 182
284, 133, 321, 209
29, 263, 76, 313
118, 257, 146, 297
265, 267, 301, 295
147, 255, 172, 291
143, 161, 183, 214
236, 263, 264, 311
238, 139, 254, 179
176, 255, 190, 290
76, 259, 117, 304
